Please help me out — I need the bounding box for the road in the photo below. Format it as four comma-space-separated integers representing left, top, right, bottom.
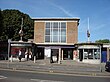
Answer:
0, 69, 110, 82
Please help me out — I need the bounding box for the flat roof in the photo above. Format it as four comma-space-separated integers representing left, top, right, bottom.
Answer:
32, 17, 80, 21
9, 41, 33, 44
75, 42, 103, 45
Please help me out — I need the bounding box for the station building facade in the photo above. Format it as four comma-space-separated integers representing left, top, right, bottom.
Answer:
33, 18, 80, 63
6, 17, 109, 64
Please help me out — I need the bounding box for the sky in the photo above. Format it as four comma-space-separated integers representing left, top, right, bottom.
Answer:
0, 0, 110, 42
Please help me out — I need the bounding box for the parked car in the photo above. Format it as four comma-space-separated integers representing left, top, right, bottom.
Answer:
105, 61, 110, 71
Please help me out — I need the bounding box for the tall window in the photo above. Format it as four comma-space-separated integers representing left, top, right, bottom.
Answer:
45, 22, 66, 43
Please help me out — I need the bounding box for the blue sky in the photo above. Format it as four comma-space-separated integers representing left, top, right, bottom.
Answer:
0, 0, 110, 42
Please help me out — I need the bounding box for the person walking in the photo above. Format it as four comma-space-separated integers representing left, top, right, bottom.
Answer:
25, 50, 29, 61
18, 50, 22, 62
29, 50, 32, 60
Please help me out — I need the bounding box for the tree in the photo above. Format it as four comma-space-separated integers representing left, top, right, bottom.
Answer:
95, 39, 110, 43
0, 9, 3, 39
0, 9, 34, 41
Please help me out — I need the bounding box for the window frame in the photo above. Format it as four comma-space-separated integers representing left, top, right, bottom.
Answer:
45, 22, 66, 43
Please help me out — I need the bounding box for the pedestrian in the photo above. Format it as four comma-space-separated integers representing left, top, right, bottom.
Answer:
29, 50, 32, 60
25, 50, 29, 61
18, 50, 22, 62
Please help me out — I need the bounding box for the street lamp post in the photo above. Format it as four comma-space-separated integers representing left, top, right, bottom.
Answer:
19, 18, 23, 42
87, 18, 90, 43
8, 39, 11, 66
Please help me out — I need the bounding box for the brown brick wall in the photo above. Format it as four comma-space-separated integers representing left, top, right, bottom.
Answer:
67, 22, 78, 44
34, 22, 45, 43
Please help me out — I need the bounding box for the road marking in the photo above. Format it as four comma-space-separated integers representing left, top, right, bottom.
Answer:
0, 68, 110, 78
0, 75, 7, 80
31, 79, 65, 82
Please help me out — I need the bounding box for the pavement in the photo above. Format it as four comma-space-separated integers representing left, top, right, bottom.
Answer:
0, 59, 110, 77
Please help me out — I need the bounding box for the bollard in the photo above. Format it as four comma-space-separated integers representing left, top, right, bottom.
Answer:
11, 55, 13, 62
34, 56, 36, 63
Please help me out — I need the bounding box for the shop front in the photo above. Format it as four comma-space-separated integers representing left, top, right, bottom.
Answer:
76, 43, 102, 64
9, 41, 33, 62
34, 45, 60, 63
34, 44, 76, 63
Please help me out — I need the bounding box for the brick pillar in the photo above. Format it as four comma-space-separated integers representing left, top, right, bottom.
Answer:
58, 48, 61, 64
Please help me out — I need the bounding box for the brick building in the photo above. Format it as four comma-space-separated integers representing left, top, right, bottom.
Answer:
33, 18, 80, 63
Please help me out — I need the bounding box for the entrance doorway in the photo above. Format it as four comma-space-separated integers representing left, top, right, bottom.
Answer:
36, 48, 44, 59
63, 48, 73, 60
79, 49, 83, 61
101, 51, 107, 63
51, 49, 59, 63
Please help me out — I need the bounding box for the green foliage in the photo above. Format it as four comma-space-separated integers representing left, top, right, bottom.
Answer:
0, 9, 3, 37
0, 9, 34, 41
95, 39, 110, 43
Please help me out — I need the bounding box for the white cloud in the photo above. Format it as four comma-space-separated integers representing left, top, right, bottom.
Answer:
49, 1, 73, 17
57, 6, 73, 17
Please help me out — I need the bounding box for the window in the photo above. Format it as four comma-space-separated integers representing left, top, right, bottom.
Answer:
45, 36, 50, 42
45, 29, 50, 35
84, 49, 100, 60
45, 22, 66, 43
61, 36, 66, 42
88, 49, 93, 59
61, 29, 66, 35
94, 49, 100, 59
53, 22, 58, 28
61, 22, 66, 28
53, 29, 58, 35
53, 36, 58, 42
46, 23, 50, 28
84, 49, 88, 59
84, 49, 93, 59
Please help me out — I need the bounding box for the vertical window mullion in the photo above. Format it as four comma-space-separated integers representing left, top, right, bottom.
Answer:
60, 22, 61, 43
50, 22, 51, 42
50, 22, 52, 42
58, 22, 60, 43
52, 22, 53, 43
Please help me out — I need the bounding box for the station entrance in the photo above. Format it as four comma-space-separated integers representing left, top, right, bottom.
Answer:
50, 49, 59, 63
